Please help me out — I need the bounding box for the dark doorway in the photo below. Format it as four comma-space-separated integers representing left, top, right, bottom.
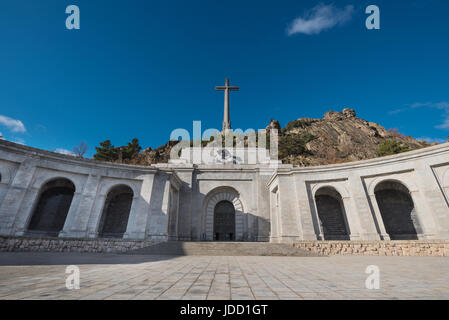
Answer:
213, 200, 235, 241
315, 187, 350, 240
28, 178, 75, 237
375, 181, 419, 240
98, 185, 134, 238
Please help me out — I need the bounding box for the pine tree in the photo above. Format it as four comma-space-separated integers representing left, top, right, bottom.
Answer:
122, 138, 141, 160
93, 140, 118, 161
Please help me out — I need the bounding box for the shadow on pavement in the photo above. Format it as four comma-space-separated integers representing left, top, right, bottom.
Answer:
0, 252, 182, 266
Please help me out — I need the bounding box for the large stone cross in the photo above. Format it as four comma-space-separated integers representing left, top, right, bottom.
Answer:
215, 78, 239, 133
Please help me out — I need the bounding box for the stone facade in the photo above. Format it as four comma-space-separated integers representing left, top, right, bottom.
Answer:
0, 139, 449, 244
268, 143, 449, 243
0, 140, 182, 241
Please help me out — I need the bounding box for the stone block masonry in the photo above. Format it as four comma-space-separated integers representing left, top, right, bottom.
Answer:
0, 236, 153, 254
293, 241, 449, 256
2, 236, 449, 256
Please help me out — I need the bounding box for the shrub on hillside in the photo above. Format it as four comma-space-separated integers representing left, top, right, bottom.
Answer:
376, 139, 409, 157
279, 132, 316, 158
285, 119, 310, 131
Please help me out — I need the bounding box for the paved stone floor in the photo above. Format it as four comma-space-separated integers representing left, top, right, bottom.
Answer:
0, 252, 448, 300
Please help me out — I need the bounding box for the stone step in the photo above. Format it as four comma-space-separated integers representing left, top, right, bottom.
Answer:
126, 241, 324, 257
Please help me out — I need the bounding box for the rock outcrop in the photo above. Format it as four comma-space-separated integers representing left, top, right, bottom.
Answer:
279, 108, 431, 166
266, 119, 281, 131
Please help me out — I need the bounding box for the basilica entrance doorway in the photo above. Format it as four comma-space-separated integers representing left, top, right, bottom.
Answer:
213, 200, 236, 241
202, 187, 245, 241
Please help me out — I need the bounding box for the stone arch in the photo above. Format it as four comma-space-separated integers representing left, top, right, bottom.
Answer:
374, 180, 421, 240
314, 186, 350, 240
27, 177, 76, 236
311, 182, 350, 199
202, 187, 245, 241
98, 184, 134, 238
367, 176, 417, 197
32, 172, 84, 197
98, 180, 140, 198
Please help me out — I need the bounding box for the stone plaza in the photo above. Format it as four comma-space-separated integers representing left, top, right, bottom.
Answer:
0, 252, 448, 300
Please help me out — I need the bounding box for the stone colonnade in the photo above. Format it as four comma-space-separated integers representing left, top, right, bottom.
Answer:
1, 140, 449, 243
268, 143, 449, 242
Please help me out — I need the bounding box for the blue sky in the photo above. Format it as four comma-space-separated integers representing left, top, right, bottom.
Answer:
0, 0, 448, 157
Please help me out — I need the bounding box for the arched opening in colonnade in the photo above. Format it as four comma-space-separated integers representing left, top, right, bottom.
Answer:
314, 187, 350, 240
27, 178, 75, 237
98, 185, 134, 238
375, 180, 420, 240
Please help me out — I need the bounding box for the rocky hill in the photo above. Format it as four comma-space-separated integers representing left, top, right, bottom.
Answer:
272, 108, 432, 166
109, 108, 435, 167
127, 141, 176, 166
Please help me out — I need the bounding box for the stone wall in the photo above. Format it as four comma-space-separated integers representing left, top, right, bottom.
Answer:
293, 241, 449, 256
2, 236, 449, 256
0, 236, 154, 253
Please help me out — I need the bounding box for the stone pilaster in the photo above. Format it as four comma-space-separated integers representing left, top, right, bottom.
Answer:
341, 196, 363, 240
347, 174, 382, 240
413, 163, 449, 239
276, 175, 302, 242
175, 168, 194, 241
123, 174, 155, 240
86, 194, 106, 238
295, 178, 319, 241
145, 173, 171, 241
0, 158, 38, 236
256, 173, 270, 242
60, 173, 101, 238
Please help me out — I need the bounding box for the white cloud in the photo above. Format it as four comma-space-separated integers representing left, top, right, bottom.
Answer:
409, 101, 449, 110
0, 115, 26, 133
390, 101, 449, 130
388, 108, 408, 115
436, 116, 449, 130
417, 137, 446, 144
55, 148, 75, 156
287, 4, 355, 35
391, 101, 449, 114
